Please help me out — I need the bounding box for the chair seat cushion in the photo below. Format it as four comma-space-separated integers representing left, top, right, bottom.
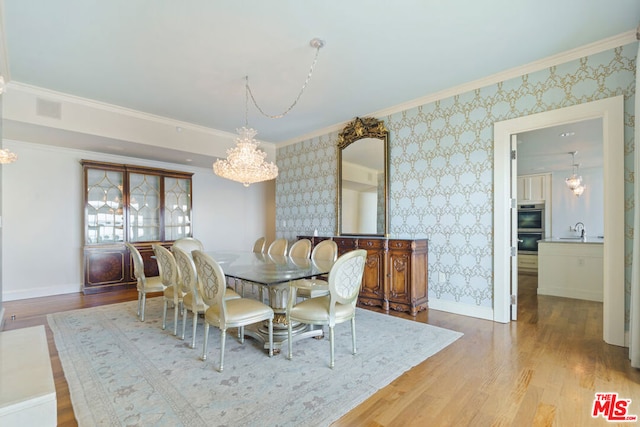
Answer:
163, 286, 184, 299
183, 292, 206, 312
143, 276, 165, 293
225, 287, 242, 300
289, 295, 355, 324
205, 298, 273, 327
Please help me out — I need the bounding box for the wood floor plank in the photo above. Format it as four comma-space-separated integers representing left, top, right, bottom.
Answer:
3, 275, 640, 426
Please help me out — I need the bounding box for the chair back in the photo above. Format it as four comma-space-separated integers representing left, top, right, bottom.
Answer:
172, 246, 199, 297
125, 242, 146, 290
311, 239, 338, 263
267, 238, 289, 256
173, 237, 204, 255
153, 244, 179, 302
328, 249, 367, 307
252, 237, 266, 253
192, 250, 227, 318
288, 239, 311, 259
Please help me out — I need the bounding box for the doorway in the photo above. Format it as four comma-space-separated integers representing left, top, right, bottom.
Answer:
516, 119, 604, 302
493, 96, 625, 346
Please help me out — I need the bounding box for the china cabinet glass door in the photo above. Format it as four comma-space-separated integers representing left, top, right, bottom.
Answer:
128, 173, 160, 242
164, 176, 192, 240
86, 169, 124, 244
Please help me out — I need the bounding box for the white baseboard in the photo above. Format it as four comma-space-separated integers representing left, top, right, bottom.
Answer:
537, 287, 603, 302
428, 298, 494, 321
2, 284, 81, 302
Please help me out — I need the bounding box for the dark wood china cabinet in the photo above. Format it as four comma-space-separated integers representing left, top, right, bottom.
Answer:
82, 160, 193, 294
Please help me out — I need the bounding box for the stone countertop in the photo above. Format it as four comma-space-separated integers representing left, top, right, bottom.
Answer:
538, 236, 604, 244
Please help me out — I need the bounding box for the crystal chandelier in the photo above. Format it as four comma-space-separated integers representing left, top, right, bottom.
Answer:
565, 151, 582, 190
565, 151, 585, 197
0, 148, 18, 164
213, 127, 277, 187
213, 38, 324, 186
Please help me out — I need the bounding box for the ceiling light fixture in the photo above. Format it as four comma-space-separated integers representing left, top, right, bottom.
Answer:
0, 148, 18, 164
565, 151, 584, 196
213, 38, 325, 187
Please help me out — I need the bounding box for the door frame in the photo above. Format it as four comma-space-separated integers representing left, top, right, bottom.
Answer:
493, 96, 625, 347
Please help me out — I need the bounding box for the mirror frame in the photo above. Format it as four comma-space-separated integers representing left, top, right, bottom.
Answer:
337, 117, 390, 236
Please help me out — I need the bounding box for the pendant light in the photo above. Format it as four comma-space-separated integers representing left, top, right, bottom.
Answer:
565, 151, 582, 190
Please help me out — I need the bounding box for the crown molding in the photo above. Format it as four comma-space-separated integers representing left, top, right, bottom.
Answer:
281, 30, 637, 147
6, 81, 276, 144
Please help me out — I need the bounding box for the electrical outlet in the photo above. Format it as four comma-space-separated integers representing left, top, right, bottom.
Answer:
438, 272, 447, 283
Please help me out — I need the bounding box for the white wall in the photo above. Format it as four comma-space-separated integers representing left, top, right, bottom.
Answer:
1, 139, 275, 301
550, 166, 604, 238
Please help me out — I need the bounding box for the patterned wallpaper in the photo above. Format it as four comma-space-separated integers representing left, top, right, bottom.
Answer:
276, 43, 637, 312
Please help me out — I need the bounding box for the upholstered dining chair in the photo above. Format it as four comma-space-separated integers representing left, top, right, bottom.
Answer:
287, 249, 366, 368
293, 239, 338, 300
172, 237, 205, 255
125, 242, 165, 322
172, 246, 241, 348
252, 237, 266, 253
288, 238, 312, 259
267, 238, 288, 256
192, 250, 274, 372
152, 244, 184, 335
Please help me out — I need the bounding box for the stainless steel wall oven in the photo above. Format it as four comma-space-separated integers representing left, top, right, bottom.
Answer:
517, 203, 544, 254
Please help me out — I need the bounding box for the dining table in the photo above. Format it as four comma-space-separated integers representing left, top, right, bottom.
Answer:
206, 250, 334, 351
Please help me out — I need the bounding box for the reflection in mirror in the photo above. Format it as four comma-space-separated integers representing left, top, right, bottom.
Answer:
338, 117, 389, 236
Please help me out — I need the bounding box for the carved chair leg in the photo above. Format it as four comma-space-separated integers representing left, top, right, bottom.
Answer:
351, 317, 357, 355
181, 307, 187, 340
329, 326, 335, 369
162, 300, 168, 330
201, 323, 209, 361
219, 328, 227, 372
191, 311, 198, 349
141, 294, 148, 322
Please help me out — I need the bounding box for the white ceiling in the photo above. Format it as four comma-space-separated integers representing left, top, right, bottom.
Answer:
1, 1, 638, 167
517, 118, 603, 175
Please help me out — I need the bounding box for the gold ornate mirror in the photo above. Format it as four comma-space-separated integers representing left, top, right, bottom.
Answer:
337, 117, 389, 236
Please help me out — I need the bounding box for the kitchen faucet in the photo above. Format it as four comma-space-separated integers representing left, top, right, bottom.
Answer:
575, 222, 585, 240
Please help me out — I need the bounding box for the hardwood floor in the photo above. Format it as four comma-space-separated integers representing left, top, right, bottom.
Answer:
3, 275, 639, 426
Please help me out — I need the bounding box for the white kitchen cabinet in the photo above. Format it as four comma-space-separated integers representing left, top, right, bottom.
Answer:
517, 173, 551, 203
537, 241, 603, 301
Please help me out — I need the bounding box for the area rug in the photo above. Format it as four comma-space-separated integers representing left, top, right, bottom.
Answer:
48, 297, 462, 427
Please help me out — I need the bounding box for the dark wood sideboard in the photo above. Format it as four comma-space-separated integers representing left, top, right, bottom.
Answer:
298, 236, 428, 316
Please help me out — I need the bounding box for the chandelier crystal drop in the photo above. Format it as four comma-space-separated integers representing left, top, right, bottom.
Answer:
0, 148, 18, 164
572, 184, 585, 197
213, 127, 278, 187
